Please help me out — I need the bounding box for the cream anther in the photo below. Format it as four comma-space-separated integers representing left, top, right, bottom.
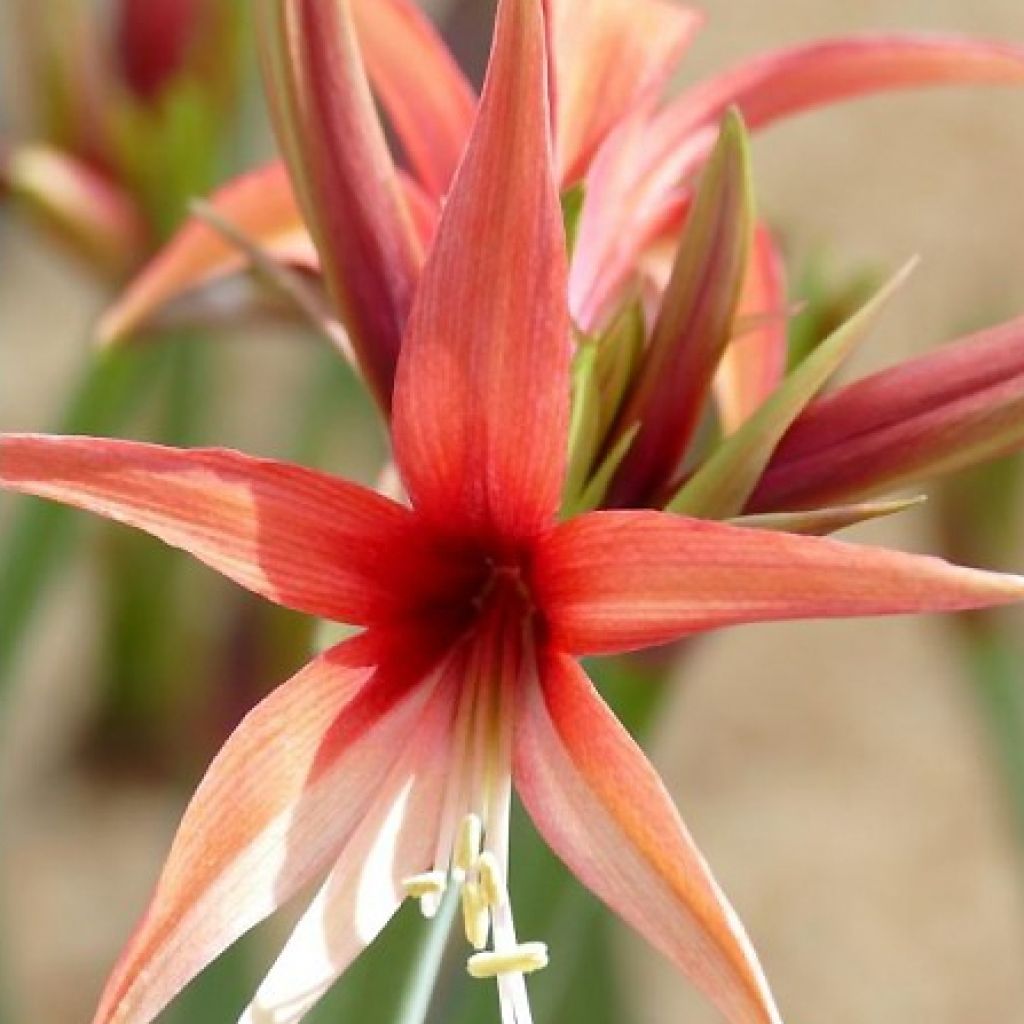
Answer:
466, 942, 549, 979
401, 871, 447, 918
476, 852, 507, 909
461, 880, 490, 950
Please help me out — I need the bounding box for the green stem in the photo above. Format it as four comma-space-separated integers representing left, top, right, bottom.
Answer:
396, 886, 461, 1024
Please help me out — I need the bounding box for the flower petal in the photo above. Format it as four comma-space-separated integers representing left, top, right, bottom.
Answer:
96, 162, 316, 345
751, 314, 1024, 511
392, 0, 570, 547
714, 225, 787, 434
605, 111, 755, 508
515, 651, 781, 1024
93, 625, 453, 1024
258, 0, 423, 409
3, 144, 147, 279
533, 509, 1024, 654
240, 661, 457, 1024
546, 0, 701, 184
0, 434, 453, 625
352, 0, 476, 200
656, 33, 1024, 151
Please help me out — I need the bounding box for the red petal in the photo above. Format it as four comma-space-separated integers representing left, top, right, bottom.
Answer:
259, 0, 423, 409
533, 510, 1024, 654
241, 660, 457, 1024
93, 625, 454, 1024
516, 652, 781, 1024
546, 0, 701, 184
352, 0, 476, 200
96, 162, 316, 345
0, 434, 453, 625
751, 313, 1024, 510
392, 0, 570, 547
714, 225, 787, 434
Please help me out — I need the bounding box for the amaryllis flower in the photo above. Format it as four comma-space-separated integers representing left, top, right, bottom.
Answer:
97, 0, 1024, 363
2, 0, 242, 277
4, 3, 1024, 1024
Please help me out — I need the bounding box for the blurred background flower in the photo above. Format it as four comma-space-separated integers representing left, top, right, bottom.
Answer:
1, 1, 1024, 1023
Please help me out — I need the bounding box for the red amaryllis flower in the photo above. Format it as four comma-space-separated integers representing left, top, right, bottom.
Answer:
4, 4, 1024, 1023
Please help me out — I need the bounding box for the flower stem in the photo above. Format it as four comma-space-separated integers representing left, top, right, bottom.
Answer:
395, 884, 460, 1024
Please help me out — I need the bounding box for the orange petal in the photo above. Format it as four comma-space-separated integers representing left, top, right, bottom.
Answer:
752, 313, 1024, 510
96, 161, 315, 344
714, 224, 787, 434
258, 0, 423, 409
240, 659, 458, 1024
352, 0, 476, 200
516, 651, 781, 1024
392, 0, 570, 547
92, 626, 452, 1024
0, 434, 456, 625
546, 0, 701, 184
533, 509, 1024, 654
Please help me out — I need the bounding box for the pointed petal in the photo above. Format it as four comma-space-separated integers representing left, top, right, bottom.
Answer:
0, 434, 452, 624
729, 496, 927, 536
516, 652, 781, 1024
240, 663, 457, 1024
257, 0, 423, 409
752, 313, 1024, 510
668, 261, 914, 519
392, 0, 569, 546
115, 0, 204, 100
533, 509, 1024, 654
546, 0, 702, 183
656, 34, 1024, 149
3, 144, 147, 278
96, 162, 316, 345
93, 625, 453, 1024
606, 111, 755, 508
714, 225, 787, 434
351, 0, 476, 200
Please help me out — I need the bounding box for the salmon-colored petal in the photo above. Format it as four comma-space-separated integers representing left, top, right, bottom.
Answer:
92, 625, 453, 1024
239, 662, 457, 1024
96, 162, 316, 345
752, 314, 1024, 510
3, 144, 147, 279
352, 0, 476, 200
0, 434, 456, 625
546, 0, 701, 184
516, 652, 781, 1024
392, 0, 569, 547
714, 224, 787, 434
656, 33, 1024, 152
605, 111, 754, 508
533, 509, 1024, 654
258, 0, 423, 409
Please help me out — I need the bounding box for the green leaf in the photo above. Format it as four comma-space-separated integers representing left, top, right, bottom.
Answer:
667, 258, 917, 519
560, 183, 586, 261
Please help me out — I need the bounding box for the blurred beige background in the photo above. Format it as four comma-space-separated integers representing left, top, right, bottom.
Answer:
2, 1, 1024, 1023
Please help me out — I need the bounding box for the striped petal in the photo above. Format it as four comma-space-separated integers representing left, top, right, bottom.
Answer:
714, 225, 787, 434
392, 0, 570, 547
258, 0, 423, 409
533, 509, 1024, 654
0, 434, 454, 625
751, 313, 1024, 510
546, 0, 701, 184
516, 651, 781, 1024
352, 0, 476, 200
239, 660, 457, 1024
92, 625, 452, 1024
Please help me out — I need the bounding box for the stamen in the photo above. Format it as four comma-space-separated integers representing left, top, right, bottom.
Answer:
453, 813, 483, 880
476, 851, 507, 909
401, 871, 448, 918
461, 880, 490, 950
466, 942, 549, 979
